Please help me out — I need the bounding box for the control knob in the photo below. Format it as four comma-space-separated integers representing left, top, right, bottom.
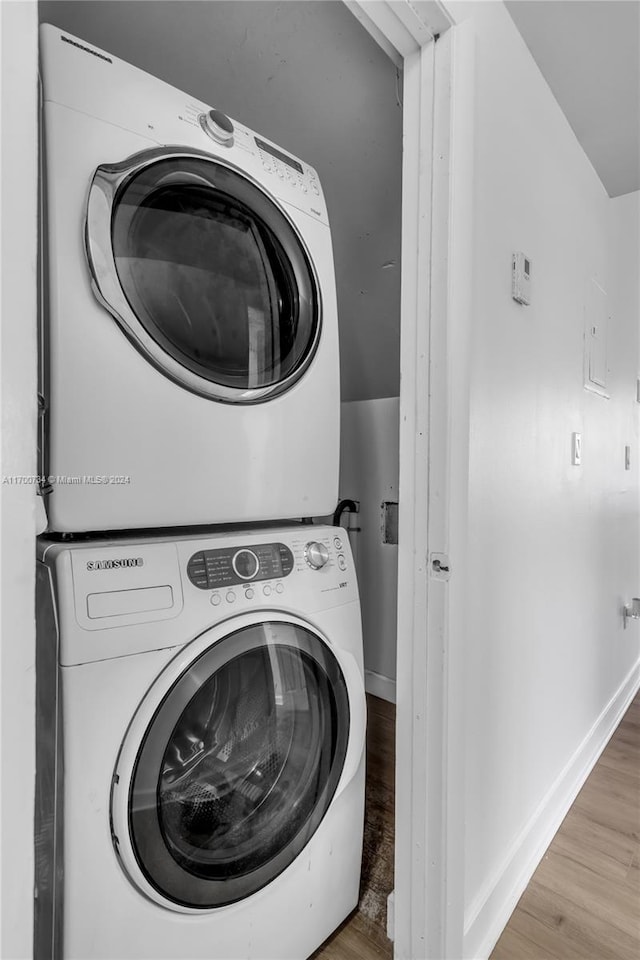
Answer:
304, 541, 329, 570
199, 108, 234, 146
232, 549, 259, 581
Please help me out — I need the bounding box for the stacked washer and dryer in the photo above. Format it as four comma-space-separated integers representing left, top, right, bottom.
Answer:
36, 24, 365, 960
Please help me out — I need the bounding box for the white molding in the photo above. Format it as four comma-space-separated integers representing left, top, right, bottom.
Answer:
463, 658, 640, 960
346, 1, 455, 66
393, 36, 436, 960
392, 1, 441, 46
0, 1, 39, 957
442, 19, 476, 960
348, 0, 421, 60
344, 1, 405, 67
346, 4, 470, 958
387, 890, 396, 941
365, 670, 396, 703
410, 1, 457, 36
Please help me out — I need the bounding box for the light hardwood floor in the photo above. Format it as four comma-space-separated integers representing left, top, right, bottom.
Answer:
311, 694, 395, 960
491, 690, 640, 960
312, 690, 640, 960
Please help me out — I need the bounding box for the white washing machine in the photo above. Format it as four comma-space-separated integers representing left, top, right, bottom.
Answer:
39, 23, 340, 533
35, 524, 365, 959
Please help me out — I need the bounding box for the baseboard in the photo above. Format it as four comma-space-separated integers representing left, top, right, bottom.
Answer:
365, 669, 396, 703
463, 657, 640, 960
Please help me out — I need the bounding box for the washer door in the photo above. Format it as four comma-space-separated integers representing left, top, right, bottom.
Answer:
112, 619, 352, 910
86, 147, 320, 403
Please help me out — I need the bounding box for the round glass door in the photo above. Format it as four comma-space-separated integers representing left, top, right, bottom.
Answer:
124, 621, 349, 908
86, 151, 320, 402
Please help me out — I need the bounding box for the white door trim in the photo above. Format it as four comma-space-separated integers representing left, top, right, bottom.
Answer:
346, 3, 474, 958
0, 2, 39, 957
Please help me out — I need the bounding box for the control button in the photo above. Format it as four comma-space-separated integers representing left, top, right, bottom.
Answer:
277, 169, 284, 179
232, 549, 259, 581
338, 554, 347, 571
311, 183, 320, 195
308, 169, 317, 180
210, 593, 222, 606
301, 186, 308, 193
245, 588, 255, 600
263, 584, 272, 597
333, 536, 343, 550
275, 583, 284, 594
226, 591, 236, 603
305, 541, 330, 570
199, 108, 234, 146
262, 161, 272, 172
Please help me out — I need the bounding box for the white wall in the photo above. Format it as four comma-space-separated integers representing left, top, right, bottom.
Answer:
38, 0, 402, 401
339, 399, 399, 701
446, 3, 640, 957
0, 2, 39, 957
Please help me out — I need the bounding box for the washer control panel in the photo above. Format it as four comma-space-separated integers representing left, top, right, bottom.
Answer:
182, 527, 357, 609
187, 542, 294, 590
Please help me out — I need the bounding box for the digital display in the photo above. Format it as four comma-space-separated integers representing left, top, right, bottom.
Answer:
255, 137, 304, 175
187, 542, 294, 590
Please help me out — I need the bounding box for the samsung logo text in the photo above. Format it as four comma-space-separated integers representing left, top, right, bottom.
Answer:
87, 558, 144, 571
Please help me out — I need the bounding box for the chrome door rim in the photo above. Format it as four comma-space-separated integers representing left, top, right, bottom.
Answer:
85, 146, 323, 404
110, 613, 355, 911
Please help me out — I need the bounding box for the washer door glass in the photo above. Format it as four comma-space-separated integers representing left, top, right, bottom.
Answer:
105, 155, 319, 399
126, 622, 349, 908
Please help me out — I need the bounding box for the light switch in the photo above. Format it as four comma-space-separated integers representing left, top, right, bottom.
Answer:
572, 432, 582, 466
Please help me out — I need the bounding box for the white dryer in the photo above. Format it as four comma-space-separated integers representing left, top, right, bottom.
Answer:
35, 525, 365, 959
39, 24, 340, 532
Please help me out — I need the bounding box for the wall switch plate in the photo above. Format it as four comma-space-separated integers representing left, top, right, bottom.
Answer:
572, 432, 582, 466
625, 445, 631, 470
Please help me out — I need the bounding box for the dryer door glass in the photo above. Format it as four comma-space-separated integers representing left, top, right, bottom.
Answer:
109, 157, 319, 400
126, 622, 350, 908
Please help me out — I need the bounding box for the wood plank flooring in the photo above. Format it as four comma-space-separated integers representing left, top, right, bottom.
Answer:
311, 690, 639, 960
311, 694, 395, 960
491, 690, 640, 960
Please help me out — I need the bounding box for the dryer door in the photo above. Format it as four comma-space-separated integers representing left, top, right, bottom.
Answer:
112, 618, 352, 910
86, 148, 320, 403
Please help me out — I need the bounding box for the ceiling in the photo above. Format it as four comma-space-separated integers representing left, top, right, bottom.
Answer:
505, 0, 640, 198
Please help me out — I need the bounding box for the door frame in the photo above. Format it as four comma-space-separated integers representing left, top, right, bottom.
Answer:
345, 3, 474, 957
